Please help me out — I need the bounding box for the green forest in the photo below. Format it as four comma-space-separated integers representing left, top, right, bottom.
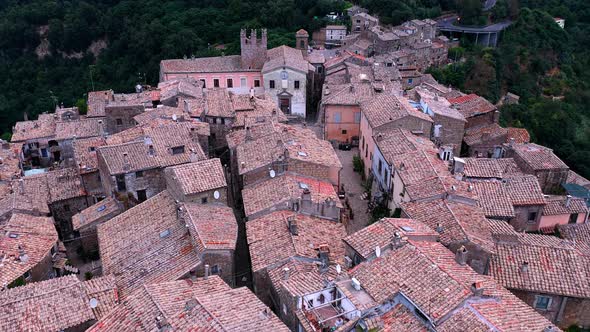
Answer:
0, 0, 589, 177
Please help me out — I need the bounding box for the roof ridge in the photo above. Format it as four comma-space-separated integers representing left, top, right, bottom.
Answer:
0, 275, 81, 306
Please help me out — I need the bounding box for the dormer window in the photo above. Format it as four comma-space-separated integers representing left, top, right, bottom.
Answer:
171, 146, 185, 155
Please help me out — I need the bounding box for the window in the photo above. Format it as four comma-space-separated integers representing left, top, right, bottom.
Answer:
378, 159, 382, 172
116, 118, 123, 126
534, 296, 552, 310
89, 147, 96, 152
354, 112, 361, 123
210, 264, 219, 274
269, 80, 275, 89
135, 171, 144, 178
342, 129, 347, 134
23, 270, 31, 280
200, 79, 206, 88
137, 190, 147, 202
334, 112, 341, 123
227, 78, 233, 88
254, 79, 260, 87
569, 213, 578, 224
171, 146, 185, 155
386, 62, 393, 67
408, 78, 413, 84
41, 148, 48, 158
116, 174, 126, 191
213, 79, 220, 88
201, 197, 208, 204
527, 212, 537, 223
294, 80, 300, 89
64, 204, 70, 212
300, 40, 305, 49
318, 66, 323, 74
240, 77, 247, 87
356, 19, 361, 23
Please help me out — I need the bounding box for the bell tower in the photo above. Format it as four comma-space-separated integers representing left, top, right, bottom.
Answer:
240, 29, 267, 70
295, 29, 309, 54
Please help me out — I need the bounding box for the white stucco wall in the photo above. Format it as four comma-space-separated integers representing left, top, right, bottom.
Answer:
263, 68, 307, 117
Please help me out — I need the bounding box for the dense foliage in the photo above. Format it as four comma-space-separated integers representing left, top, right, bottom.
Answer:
431, 4, 590, 178
0, 0, 347, 135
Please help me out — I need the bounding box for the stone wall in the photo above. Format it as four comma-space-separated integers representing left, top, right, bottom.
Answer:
510, 205, 544, 232
104, 105, 144, 134
29, 247, 56, 282
465, 111, 496, 130
433, 113, 465, 156
50, 196, 90, 239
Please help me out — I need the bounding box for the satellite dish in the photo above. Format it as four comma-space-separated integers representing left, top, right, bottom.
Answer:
213, 190, 220, 200
89, 298, 99, 309
336, 264, 341, 274
172, 114, 178, 121
375, 246, 381, 258
269, 169, 276, 178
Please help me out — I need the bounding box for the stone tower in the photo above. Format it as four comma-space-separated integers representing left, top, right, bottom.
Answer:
295, 29, 309, 54
240, 29, 267, 70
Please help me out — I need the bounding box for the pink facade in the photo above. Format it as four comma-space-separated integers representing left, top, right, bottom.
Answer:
359, 112, 375, 177
324, 105, 361, 143
163, 71, 264, 94
539, 213, 587, 229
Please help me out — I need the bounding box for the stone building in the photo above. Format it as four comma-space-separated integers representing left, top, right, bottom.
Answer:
73, 136, 107, 200
46, 168, 91, 239
411, 86, 466, 155
359, 93, 433, 177
503, 175, 547, 232
72, 197, 123, 254
401, 198, 495, 274
540, 195, 588, 229
0, 213, 60, 287
97, 190, 237, 299
96, 122, 206, 202
165, 158, 228, 205
11, 113, 58, 169
86, 276, 288, 331
447, 94, 499, 130
463, 123, 530, 157
488, 226, 590, 329
242, 173, 342, 221
246, 210, 346, 307
0, 275, 118, 332
504, 143, 570, 194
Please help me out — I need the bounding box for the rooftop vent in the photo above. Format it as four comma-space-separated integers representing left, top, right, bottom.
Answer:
520, 261, 529, 273
455, 246, 467, 266
351, 277, 361, 291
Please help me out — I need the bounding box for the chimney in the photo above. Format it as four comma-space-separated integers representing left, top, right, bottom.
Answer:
301, 188, 311, 202
399, 162, 405, 171
436, 223, 443, 233
245, 127, 252, 141
566, 195, 572, 207
349, 85, 354, 93
287, 216, 298, 235
509, 137, 515, 147
471, 281, 484, 297
98, 120, 105, 137
318, 245, 330, 273
148, 145, 155, 156
467, 184, 474, 192
455, 246, 467, 266
249, 88, 255, 99
18, 179, 24, 194
392, 231, 403, 248
283, 267, 290, 280
204, 264, 210, 279
122, 152, 130, 171
520, 261, 529, 273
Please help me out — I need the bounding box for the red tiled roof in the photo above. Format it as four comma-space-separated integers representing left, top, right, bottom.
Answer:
182, 203, 237, 252
448, 94, 496, 118
0, 213, 57, 286
381, 304, 429, 332
72, 197, 123, 231
511, 143, 568, 171
504, 175, 546, 206
246, 211, 346, 272
472, 181, 515, 219
361, 94, 432, 129
165, 158, 226, 196
88, 276, 289, 331
542, 195, 587, 216
463, 158, 523, 179
73, 137, 107, 174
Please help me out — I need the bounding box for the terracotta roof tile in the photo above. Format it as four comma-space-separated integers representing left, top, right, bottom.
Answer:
88, 276, 289, 331
381, 304, 429, 332
0, 143, 21, 182
542, 195, 587, 216
182, 203, 237, 252
463, 157, 523, 179
263, 45, 310, 73
268, 258, 343, 299
472, 181, 515, 218
87, 90, 113, 117
448, 94, 496, 118
0, 275, 100, 331
566, 170, 590, 187
97, 191, 201, 299
490, 233, 590, 298
361, 94, 432, 129
373, 128, 436, 164
72, 197, 123, 231
165, 158, 226, 196
242, 173, 341, 218
11, 113, 57, 142
161, 55, 247, 74
46, 168, 86, 203
504, 175, 546, 206
246, 211, 346, 272
82, 275, 118, 320
343, 218, 438, 259
73, 137, 107, 174
205, 88, 234, 118
558, 223, 590, 252
511, 143, 569, 171
507, 127, 530, 144
0, 213, 58, 286
55, 118, 105, 140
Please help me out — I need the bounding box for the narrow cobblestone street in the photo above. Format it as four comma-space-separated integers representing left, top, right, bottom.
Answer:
336, 148, 370, 234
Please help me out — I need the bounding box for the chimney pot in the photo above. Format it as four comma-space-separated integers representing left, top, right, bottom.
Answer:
521, 261, 529, 273
283, 267, 290, 280
204, 264, 210, 279
455, 246, 467, 266
565, 195, 572, 207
